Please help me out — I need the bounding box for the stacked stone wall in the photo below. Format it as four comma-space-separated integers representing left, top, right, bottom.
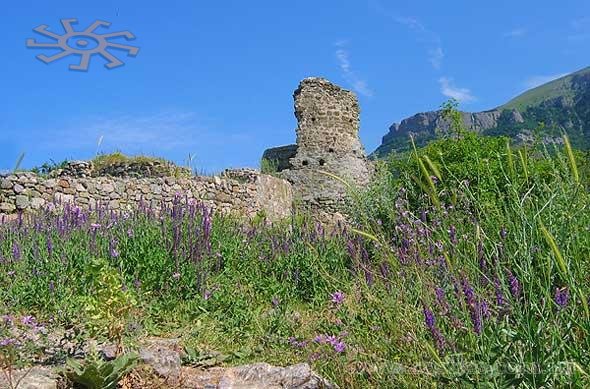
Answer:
0, 169, 292, 222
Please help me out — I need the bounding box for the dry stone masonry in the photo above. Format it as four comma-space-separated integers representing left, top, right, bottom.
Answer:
0, 168, 292, 222
263, 77, 372, 217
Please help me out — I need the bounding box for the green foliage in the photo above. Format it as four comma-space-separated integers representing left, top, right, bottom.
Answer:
92, 152, 167, 169
64, 349, 138, 389
260, 158, 279, 174
80, 258, 137, 342
92, 152, 191, 177
182, 346, 229, 367
30, 158, 70, 176
355, 128, 590, 386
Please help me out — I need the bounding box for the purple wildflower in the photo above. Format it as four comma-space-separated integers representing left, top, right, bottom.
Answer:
470, 302, 483, 335
494, 278, 506, 308
0, 338, 17, 347
346, 240, 356, 259
12, 242, 21, 261
288, 336, 308, 349
461, 277, 476, 307
330, 291, 345, 305
554, 287, 569, 309
481, 300, 491, 319
422, 304, 445, 351
1, 315, 14, 326
507, 270, 521, 299
448, 225, 457, 245
332, 340, 346, 353
423, 305, 436, 328
21, 315, 35, 327
435, 287, 449, 315
46, 237, 53, 257
109, 239, 119, 258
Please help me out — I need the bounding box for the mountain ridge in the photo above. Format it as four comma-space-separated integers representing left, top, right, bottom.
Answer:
372, 66, 590, 158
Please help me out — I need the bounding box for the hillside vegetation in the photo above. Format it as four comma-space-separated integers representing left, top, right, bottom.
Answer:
1, 106, 590, 387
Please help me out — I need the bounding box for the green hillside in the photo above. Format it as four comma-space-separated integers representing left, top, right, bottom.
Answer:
501, 66, 590, 111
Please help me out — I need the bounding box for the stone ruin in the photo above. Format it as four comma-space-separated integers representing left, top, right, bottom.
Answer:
1, 78, 372, 225
263, 77, 373, 218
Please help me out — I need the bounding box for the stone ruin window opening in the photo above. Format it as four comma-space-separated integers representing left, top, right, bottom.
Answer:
319, 159, 326, 166
328, 148, 334, 153
302, 160, 309, 166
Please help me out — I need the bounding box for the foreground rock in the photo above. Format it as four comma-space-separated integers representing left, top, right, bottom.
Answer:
2, 362, 336, 389
218, 362, 337, 389
0, 366, 58, 389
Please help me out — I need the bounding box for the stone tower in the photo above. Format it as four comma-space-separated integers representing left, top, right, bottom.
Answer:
262, 77, 372, 217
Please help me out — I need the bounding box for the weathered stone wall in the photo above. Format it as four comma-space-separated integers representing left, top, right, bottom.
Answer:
0, 169, 292, 222
265, 78, 372, 215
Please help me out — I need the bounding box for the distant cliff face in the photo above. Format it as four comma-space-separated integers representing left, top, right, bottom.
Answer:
373, 66, 590, 158
373, 109, 524, 157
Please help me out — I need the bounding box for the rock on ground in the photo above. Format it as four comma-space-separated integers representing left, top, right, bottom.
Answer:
218, 363, 337, 389
0, 366, 58, 389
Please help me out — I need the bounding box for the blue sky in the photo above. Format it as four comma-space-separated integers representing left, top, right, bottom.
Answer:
1, 1, 589, 173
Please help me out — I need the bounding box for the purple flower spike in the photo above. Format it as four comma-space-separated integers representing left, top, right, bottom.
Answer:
554, 287, 569, 309
12, 242, 21, 261
471, 302, 483, 335
423, 306, 435, 328
422, 304, 445, 351
435, 287, 449, 315
507, 270, 521, 299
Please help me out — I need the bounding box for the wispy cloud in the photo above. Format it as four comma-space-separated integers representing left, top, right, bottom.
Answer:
523, 73, 568, 89
42, 110, 251, 156
334, 41, 374, 97
504, 27, 527, 38
438, 77, 476, 103
428, 47, 444, 70
370, 1, 443, 70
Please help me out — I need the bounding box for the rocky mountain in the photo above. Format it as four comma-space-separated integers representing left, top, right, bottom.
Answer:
372, 66, 590, 158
